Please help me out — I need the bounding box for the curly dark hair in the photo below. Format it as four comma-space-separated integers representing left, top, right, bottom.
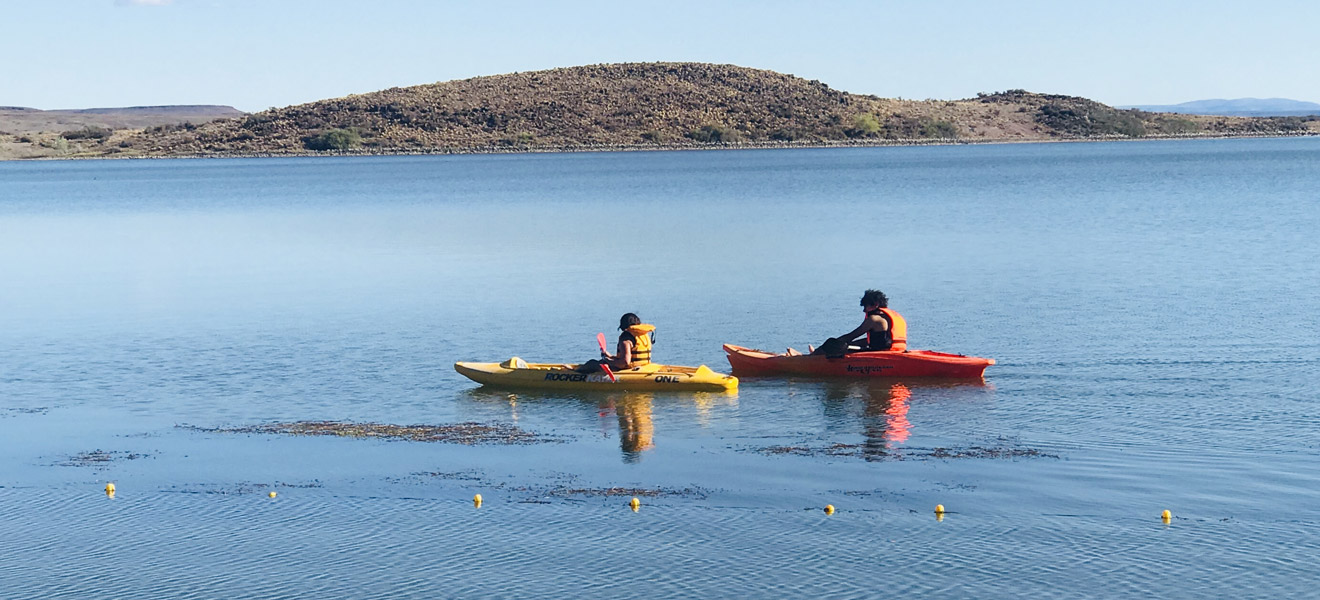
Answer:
860, 290, 888, 308
619, 312, 642, 330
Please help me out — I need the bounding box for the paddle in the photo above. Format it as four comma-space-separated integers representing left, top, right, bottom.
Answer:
596, 332, 617, 382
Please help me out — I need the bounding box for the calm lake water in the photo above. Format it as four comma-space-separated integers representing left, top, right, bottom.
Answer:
2, 139, 1318, 598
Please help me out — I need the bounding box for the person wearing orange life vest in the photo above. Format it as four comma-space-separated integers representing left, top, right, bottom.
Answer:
577, 313, 656, 373
813, 290, 907, 355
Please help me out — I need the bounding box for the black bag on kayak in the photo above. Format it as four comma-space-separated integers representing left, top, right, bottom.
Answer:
811, 337, 849, 358
576, 359, 605, 374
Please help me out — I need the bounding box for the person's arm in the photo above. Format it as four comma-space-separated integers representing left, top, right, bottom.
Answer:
842, 314, 889, 344
837, 319, 871, 345
608, 339, 634, 369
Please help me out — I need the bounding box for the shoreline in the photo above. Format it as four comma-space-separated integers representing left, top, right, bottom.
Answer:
6, 130, 1317, 162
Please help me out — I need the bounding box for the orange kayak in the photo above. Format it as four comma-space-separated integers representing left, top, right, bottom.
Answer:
723, 344, 994, 379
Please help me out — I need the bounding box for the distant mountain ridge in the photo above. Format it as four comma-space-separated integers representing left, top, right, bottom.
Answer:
1120, 98, 1320, 117
0, 105, 244, 134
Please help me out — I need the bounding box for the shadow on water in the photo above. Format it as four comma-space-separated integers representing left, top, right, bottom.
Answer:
458, 386, 738, 463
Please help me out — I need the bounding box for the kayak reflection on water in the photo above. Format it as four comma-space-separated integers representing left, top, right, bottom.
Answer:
613, 394, 655, 463
458, 388, 736, 463
605, 392, 732, 463
879, 383, 912, 447
817, 379, 989, 460
820, 380, 910, 458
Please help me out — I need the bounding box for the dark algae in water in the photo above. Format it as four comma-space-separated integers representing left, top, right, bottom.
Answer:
182, 421, 563, 445
758, 443, 1056, 461
56, 449, 151, 468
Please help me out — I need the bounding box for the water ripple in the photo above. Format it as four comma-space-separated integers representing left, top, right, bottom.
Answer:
3, 487, 1319, 599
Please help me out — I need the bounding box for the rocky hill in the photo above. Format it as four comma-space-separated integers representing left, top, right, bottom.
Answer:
3, 63, 1316, 159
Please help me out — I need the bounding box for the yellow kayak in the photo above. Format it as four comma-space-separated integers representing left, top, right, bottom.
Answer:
454, 358, 738, 392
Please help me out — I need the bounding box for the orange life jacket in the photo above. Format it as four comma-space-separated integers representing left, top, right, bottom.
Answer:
867, 308, 907, 352
621, 324, 655, 367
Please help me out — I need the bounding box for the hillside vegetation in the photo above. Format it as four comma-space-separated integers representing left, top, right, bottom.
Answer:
3, 63, 1316, 159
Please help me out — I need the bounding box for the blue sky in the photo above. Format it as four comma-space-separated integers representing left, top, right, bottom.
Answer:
4, 0, 1318, 112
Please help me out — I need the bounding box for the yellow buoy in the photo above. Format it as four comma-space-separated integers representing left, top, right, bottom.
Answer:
268, 491, 277, 498
935, 504, 945, 514
105, 482, 116, 494
1161, 509, 1172, 522
824, 504, 835, 515
629, 497, 641, 510
473, 494, 483, 507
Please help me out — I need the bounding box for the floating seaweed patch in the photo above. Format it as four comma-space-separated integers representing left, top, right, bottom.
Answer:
413, 470, 488, 482
840, 489, 905, 498
543, 486, 703, 499
925, 446, 1054, 459
2, 407, 49, 418
761, 445, 814, 456
756, 443, 1056, 461
56, 450, 150, 467
395, 468, 707, 503
389, 470, 510, 488
165, 481, 322, 495
181, 421, 563, 445
502, 483, 710, 501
